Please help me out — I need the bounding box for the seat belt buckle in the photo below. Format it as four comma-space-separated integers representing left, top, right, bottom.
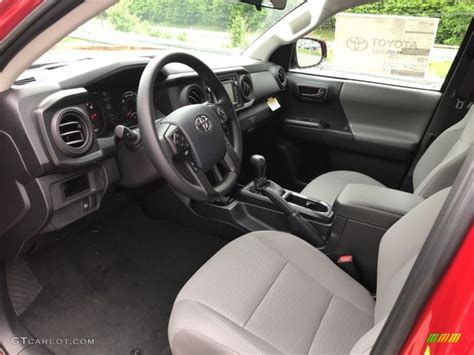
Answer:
455, 98, 466, 110
337, 255, 360, 281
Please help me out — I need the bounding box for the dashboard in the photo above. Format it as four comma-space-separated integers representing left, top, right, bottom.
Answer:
0, 55, 287, 258
80, 66, 274, 139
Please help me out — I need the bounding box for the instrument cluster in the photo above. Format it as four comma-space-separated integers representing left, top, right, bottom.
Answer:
84, 89, 138, 137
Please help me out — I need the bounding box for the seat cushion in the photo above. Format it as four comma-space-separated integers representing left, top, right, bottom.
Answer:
168, 231, 374, 355
301, 171, 385, 205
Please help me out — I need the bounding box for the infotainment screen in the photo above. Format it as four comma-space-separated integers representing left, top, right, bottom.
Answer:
223, 81, 237, 104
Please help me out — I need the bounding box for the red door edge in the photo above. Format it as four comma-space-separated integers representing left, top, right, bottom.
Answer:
401, 225, 474, 355
0, 0, 44, 42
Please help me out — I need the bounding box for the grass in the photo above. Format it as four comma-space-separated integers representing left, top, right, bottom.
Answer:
176, 32, 188, 41
57, 37, 94, 46
308, 28, 335, 42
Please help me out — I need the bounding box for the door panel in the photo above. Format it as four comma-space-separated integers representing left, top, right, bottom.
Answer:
276, 72, 441, 190
284, 73, 350, 132
340, 81, 441, 151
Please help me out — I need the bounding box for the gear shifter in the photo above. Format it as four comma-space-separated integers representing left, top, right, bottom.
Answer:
249, 155, 285, 195
248, 154, 326, 247
250, 154, 267, 189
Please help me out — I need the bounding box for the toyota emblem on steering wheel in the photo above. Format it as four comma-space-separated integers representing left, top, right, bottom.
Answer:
195, 115, 213, 135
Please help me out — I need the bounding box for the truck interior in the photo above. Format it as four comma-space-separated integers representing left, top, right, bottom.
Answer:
0, 0, 472, 354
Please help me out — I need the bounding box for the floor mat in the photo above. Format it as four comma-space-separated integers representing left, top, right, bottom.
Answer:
7, 259, 43, 316
20, 204, 227, 355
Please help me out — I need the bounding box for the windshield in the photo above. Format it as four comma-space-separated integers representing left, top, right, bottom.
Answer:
35, 0, 304, 66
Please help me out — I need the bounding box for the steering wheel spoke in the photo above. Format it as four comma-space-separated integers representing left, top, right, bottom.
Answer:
222, 139, 240, 173
165, 126, 190, 155
206, 102, 231, 137
184, 160, 217, 197
150, 122, 174, 161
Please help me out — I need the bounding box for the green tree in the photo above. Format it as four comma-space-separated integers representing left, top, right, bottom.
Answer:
106, 0, 140, 32
229, 12, 248, 47
107, 0, 473, 46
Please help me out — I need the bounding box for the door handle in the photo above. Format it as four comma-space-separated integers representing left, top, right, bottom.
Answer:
295, 84, 329, 102
300, 89, 325, 99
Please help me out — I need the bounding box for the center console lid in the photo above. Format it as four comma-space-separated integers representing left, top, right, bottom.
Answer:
333, 184, 424, 229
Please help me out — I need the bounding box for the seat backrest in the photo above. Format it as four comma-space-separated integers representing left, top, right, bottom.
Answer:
350, 187, 451, 354
413, 105, 473, 198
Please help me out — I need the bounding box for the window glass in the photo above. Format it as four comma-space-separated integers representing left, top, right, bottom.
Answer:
34, 0, 304, 66
293, 1, 473, 90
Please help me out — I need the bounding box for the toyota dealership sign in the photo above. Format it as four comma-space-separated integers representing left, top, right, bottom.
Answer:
334, 13, 439, 79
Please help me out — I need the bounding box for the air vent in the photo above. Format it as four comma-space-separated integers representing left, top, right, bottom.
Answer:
14, 76, 36, 85
275, 66, 287, 89
187, 85, 205, 105
239, 75, 254, 102
52, 108, 93, 156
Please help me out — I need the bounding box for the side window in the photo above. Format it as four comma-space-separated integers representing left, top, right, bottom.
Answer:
293, 1, 473, 90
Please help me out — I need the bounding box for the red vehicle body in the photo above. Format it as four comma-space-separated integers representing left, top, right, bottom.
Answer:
0, 0, 43, 41
402, 226, 474, 355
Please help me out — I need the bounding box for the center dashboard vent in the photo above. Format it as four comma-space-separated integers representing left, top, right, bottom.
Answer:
272, 65, 287, 90
52, 108, 93, 156
186, 85, 205, 105
239, 75, 254, 102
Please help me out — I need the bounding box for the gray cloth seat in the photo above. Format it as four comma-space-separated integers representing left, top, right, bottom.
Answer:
168, 188, 451, 355
301, 105, 473, 205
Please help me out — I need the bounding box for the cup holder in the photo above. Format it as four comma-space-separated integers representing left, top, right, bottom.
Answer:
286, 193, 329, 213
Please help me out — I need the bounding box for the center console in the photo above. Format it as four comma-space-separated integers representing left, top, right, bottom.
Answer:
333, 184, 424, 229
239, 155, 332, 223
193, 154, 334, 250
329, 184, 424, 290
239, 183, 333, 223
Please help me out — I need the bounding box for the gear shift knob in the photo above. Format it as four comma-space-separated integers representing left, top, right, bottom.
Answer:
250, 155, 267, 187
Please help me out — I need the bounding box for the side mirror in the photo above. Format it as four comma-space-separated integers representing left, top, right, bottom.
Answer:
295, 38, 327, 68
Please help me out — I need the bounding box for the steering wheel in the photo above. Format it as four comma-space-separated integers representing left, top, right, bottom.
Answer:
137, 52, 243, 201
